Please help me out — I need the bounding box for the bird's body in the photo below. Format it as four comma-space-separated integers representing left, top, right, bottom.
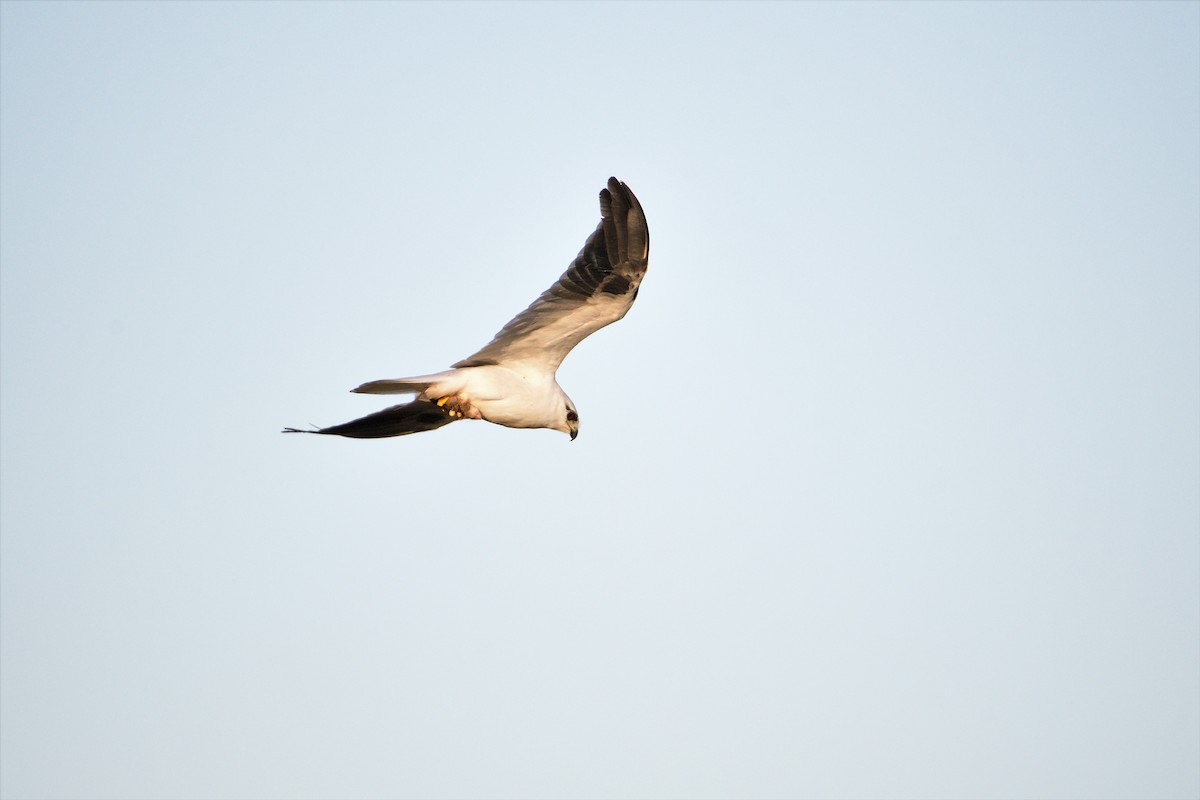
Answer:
356, 364, 571, 431
285, 177, 648, 441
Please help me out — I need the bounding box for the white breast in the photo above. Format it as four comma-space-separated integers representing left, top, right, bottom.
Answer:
452, 365, 565, 430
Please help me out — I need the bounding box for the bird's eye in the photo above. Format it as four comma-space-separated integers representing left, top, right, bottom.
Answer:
566, 410, 578, 422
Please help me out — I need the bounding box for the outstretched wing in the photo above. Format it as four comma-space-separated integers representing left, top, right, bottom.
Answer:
453, 177, 649, 372
283, 400, 455, 439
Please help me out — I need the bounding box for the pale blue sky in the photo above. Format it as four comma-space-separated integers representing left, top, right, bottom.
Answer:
1, 2, 1198, 799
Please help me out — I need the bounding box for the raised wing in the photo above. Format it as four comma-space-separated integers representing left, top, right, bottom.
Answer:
453, 177, 649, 372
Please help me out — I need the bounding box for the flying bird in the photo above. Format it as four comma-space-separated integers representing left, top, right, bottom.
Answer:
284, 177, 649, 441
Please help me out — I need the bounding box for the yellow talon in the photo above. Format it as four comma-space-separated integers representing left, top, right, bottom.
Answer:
436, 397, 449, 407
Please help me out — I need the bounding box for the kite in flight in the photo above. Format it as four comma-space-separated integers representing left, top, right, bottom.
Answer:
284, 177, 649, 441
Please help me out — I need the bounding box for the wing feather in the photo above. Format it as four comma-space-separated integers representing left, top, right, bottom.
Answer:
453, 177, 649, 371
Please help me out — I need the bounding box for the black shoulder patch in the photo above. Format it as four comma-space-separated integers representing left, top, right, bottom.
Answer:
601, 274, 631, 295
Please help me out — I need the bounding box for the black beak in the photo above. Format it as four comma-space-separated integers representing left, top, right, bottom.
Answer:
570, 429, 578, 441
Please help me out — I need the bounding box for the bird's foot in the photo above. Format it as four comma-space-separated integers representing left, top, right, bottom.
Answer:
434, 395, 480, 420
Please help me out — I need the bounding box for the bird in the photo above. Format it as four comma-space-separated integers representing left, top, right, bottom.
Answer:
283, 177, 649, 441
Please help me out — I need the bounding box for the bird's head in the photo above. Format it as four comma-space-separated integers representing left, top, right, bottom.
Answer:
551, 394, 579, 441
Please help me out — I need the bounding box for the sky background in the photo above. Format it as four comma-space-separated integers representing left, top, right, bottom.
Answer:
1, 2, 1198, 799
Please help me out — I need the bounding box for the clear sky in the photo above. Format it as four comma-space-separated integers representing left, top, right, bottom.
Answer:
1, 2, 1197, 799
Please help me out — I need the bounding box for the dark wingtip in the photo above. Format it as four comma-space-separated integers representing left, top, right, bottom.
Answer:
602, 176, 621, 202
603, 176, 640, 216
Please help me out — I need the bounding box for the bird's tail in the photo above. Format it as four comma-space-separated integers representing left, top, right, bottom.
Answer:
350, 371, 454, 395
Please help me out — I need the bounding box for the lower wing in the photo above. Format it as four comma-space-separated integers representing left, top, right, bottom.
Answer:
282, 400, 455, 439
